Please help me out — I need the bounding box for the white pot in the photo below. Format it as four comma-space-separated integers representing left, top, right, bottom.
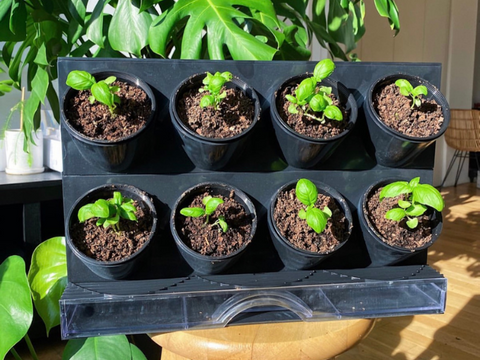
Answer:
5, 129, 45, 175
0, 140, 5, 171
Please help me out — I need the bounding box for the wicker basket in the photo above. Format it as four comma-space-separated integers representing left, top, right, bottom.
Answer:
444, 109, 480, 152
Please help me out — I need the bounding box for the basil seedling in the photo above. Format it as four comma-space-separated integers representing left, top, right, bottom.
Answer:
180, 195, 228, 233
67, 70, 121, 115
395, 79, 428, 109
78, 191, 138, 232
286, 59, 343, 123
295, 179, 332, 234
199, 71, 233, 110
380, 177, 444, 229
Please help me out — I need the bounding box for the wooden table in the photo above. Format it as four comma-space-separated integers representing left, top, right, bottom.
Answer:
150, 319, 375, 360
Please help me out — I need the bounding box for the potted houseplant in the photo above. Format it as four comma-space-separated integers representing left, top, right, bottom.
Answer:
66, 184, 158, 280
358, 177, 444, 266
270, 59, 358, 168
364, 74, 450, 167
170, 182, 257, 274
61, 70, 157, 172
170, 71, 261, 170
1, 88, 44, 175
268, 178, 353, 270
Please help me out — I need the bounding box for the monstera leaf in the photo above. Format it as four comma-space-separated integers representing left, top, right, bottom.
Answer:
148, 0, 279, 60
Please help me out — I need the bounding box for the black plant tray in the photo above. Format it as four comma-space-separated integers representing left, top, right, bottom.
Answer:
58, 59, 447, 339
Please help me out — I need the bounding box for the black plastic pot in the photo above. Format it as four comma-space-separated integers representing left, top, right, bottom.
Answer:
170, 182, 257, 275
66, 184, 158, 280
270, 75, 358, 169
364, 73, 450, 167
267, 179, 353, 270
358, 178, 443, 267
169, 73, 261, 170
61, 71, 157, 172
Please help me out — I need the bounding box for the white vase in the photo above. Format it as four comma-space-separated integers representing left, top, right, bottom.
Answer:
5, 129, 45, 175
0, 139, 5, 171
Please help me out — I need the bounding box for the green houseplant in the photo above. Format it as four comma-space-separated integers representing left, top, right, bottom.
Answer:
0, 0, 400, 130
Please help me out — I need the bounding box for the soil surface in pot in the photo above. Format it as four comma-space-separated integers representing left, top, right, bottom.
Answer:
277, 85, 349, 139
274, 189, 347, 253
374, 83, 443, 137
178, 87, 254, 138
66, 80, 152, 141
70, 200, 153, 261
179, 191, 252, 256
366, 187, 433, 249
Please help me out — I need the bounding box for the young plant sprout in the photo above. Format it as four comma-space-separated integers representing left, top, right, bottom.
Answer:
67, 70, 121, 115
395, 79, 428, 109
180, 195, 228, 233
78, 191, 138, 232
286, 59, 343, 124
295, 179, 332, 234
199, 71, 233, 110
380, 177, 444, 229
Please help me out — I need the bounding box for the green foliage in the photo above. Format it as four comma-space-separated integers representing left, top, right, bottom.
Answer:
63, 335, 147, 360
295, 179, 332, 234
199, 71, 232, 110
287, 59, 343, 123
67, 71, 121, 115
78, 191, 138, 232
380, 177, 444, 229
395, 79, 428, 109
180, 195, 228, 232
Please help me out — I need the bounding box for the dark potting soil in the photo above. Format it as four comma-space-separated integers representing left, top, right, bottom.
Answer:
178, 87, 255, 138
274, 189, 347, 253
70, 200, 153, 262
179, 191, 252, 256
374, 83, 444, 137
366, 187, 433, 249
277, 85, 349, 139
66, 80, 151, 141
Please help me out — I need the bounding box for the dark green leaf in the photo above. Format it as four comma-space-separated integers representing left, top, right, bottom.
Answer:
66, 71, 96, 91
0, 256, 33, 360
205, 197, 224, 215
374, 0, 400, 36
28, 237, 67, 336
306, 207, 328, 234
296, 178, 318, 207
0, 0, 12, 20
313, 58, 335, 82
324, 105, 343, 120
412, 184, 444, 212
68, 0, 88, 26
86, 0, 111, 48
309, 94, 327, 112
63, 335, 131, 360
379, 181, 410, 200
180, 207, 205, 217
91, 81, 114, 107
405, 203, 427, 217
385, 208, 406, 222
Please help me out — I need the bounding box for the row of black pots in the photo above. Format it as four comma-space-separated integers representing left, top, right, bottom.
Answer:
61, 72, 450, 172
66, 179, 443, 280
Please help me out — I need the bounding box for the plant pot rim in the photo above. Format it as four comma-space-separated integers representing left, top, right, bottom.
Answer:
366, 73, 451, 142
170, 181, 257, 261
61, 71, 157, 145
271, 73, 358, 143
361, 177, 443, 253
169, 72, 261, 144
66, 183, 158, 266
269, 178, 353, 256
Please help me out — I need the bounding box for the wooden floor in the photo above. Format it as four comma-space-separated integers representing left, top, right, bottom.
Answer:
7, 183, 480, 360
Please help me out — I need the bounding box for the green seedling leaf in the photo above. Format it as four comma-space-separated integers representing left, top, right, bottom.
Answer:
405, 203, 427, 217
395, 79, 413, 93
298, 209, 307, 219
221, 72, 232, 81
309, 94, 327, 112
412, 184, 445, 212
319, 86, 332, 95
205, 197, 224, 215
120, 207, 138, 221
200, 94, 214, 108
414, 98, 421, 107
288, 103, 299, 114
92, 199, 111, 218
323, 206, 332, 218
104, 76, 116, 85
199, 71, 232, 110
66, 70, 96, 90
209, 73, 225, 93
121, 202, 137, 213
180, 207, 205, 217
113, 191, 122, 206
324, 105, 343, 121
409, 177, 420, 188
398, 200, 411, 209
88, 95, 95, 104
218, 216, 228, 233
91, 81, 114, 108
296, 77, 316, 102
202, 196, 213, 206
96, 218, 106, 226
398, 86, 410, 97
379, 181, 411, 200
296, 179, 318, 207
28, 237, 67, 336
104, 212, 120, 229
385, 208, 406, 222
203, 72, 213, 85
313, 59, 335, 82
78, 204, 95, 222
285, 94, 297, 104
412, 85, 428, 97
406, 217, 418, 229
306, 207, 328, 234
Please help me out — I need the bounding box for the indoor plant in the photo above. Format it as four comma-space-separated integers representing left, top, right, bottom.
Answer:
61, 70, 157, 172
364, 74, 450, 167
268, 178, 353, 270
66, 184, 158, 280
170, 182, 257, 274
170, 71, 261, 170
270, 59, 358, 168
358, 177, 444, 266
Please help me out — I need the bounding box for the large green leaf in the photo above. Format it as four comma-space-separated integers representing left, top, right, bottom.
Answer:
86, 0, 111, 48
148, 0, 278, 60
109, 0, 153, 57
374, 0, 400, 35
0, 256, 33, 360
130, 344, 147, 360
63, 335, 134, 360
28, 237, 67, 336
